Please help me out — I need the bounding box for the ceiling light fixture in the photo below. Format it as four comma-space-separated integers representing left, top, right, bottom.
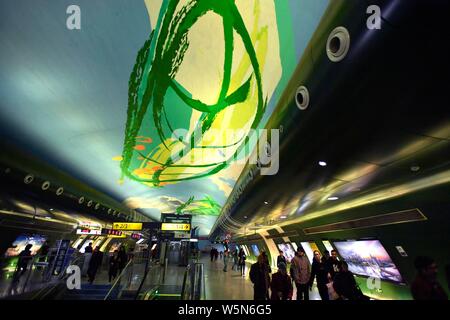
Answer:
327, 196, 339, 201
280, 215, 287, 219
319, 161, 327, 167
264, 201, 268, 205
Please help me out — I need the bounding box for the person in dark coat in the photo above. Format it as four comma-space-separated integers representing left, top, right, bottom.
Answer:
270, 262, 293, 300
238, 248, 246, 276
325, 249, 340, 280
277, 250, 287, 268
333, 261, 368, 300
108, 250, 120, 283
249, 254, 271, 300
309, 250, 329, 300
87, 247, 104, 284
411, 256, 448, 300
84, 242, 93, 253
118, 246, 128, 275
13, 244, 33, 283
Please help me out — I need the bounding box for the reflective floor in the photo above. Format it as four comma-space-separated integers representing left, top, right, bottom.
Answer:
200, 255, 322, 300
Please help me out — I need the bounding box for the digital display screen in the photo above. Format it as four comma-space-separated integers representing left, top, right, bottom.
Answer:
277, 243, 296, 262
250, 244, 260, 257
333, 240, 404, 283
4, 234, 47, 257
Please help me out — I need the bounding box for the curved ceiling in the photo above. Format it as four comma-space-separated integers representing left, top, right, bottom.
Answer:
0, 0, 329, 235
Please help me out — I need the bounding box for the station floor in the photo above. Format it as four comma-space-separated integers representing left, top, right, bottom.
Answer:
200, 255, 322, 300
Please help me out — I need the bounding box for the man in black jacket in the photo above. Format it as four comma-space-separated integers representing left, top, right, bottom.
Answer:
250, 254, 271, 300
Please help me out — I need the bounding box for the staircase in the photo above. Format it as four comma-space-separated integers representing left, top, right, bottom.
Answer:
62, 283, 121, 300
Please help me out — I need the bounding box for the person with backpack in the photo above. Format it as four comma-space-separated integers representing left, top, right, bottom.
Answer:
250, 254, 271, 300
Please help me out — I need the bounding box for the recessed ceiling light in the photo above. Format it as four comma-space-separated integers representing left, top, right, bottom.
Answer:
319, 161, 327, 167
264, 201, 268, 205
327, 196, 339, 201
50, 208, 54, 211
410, 165, 420, 172
244, 216, 247, 219
280, 215, 287, 219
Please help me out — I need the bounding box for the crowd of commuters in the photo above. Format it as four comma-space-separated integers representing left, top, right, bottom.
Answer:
245, 247, 448, 301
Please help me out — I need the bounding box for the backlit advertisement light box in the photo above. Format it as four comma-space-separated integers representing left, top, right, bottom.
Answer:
251, 244, 260, 257
277, 243, 295, 262
300, 242, 315, 263
4, 234, 47, 257
333, 240, 404, 284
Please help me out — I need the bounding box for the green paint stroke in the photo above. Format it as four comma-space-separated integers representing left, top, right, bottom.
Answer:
121, 0, 266, 186
175, 195, 222, 216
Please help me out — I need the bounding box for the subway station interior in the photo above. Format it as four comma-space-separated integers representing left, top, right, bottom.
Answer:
0, 0, 449, 302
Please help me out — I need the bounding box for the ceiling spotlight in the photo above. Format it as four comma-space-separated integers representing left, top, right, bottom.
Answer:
410, 165, 420, 172
327, 196, 339, 201
280, 215, 287, 219
243, 216, 247, 219
50, 208, 54, 211
264, 201, 269, 205
319, 161, 327, 167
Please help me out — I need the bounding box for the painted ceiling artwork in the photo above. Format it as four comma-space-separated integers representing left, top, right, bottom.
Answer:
0, 0, 329, 235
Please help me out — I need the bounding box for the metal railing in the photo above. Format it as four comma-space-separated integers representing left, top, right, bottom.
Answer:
0, 252, 82, 299
180, 262, 205, 300
103, 258, 134, 300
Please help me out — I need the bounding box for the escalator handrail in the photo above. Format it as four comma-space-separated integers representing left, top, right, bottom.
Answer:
180, 264, 191, 300
103, 258, 134, 300
30, 254, 84, 300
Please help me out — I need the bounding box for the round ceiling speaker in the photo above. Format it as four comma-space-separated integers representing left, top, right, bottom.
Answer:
295, 86, 310, 110
24, 174, 34, 184
326, 26, 351, 62
41, 181, 51, 190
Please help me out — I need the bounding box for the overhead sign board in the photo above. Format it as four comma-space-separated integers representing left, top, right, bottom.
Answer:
161, 213, 192, 224
107, 234, 126, 238
161, 223, 191, 231
101, 229, 123, 236
113, 222, 143, 231
76, 228, 101, 235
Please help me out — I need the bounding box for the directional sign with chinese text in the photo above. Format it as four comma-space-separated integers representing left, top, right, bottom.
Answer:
161, 223, 191, 231
112, 222, 143, 231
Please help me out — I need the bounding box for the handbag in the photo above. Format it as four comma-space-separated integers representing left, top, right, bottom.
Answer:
326, 281, 340, 300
